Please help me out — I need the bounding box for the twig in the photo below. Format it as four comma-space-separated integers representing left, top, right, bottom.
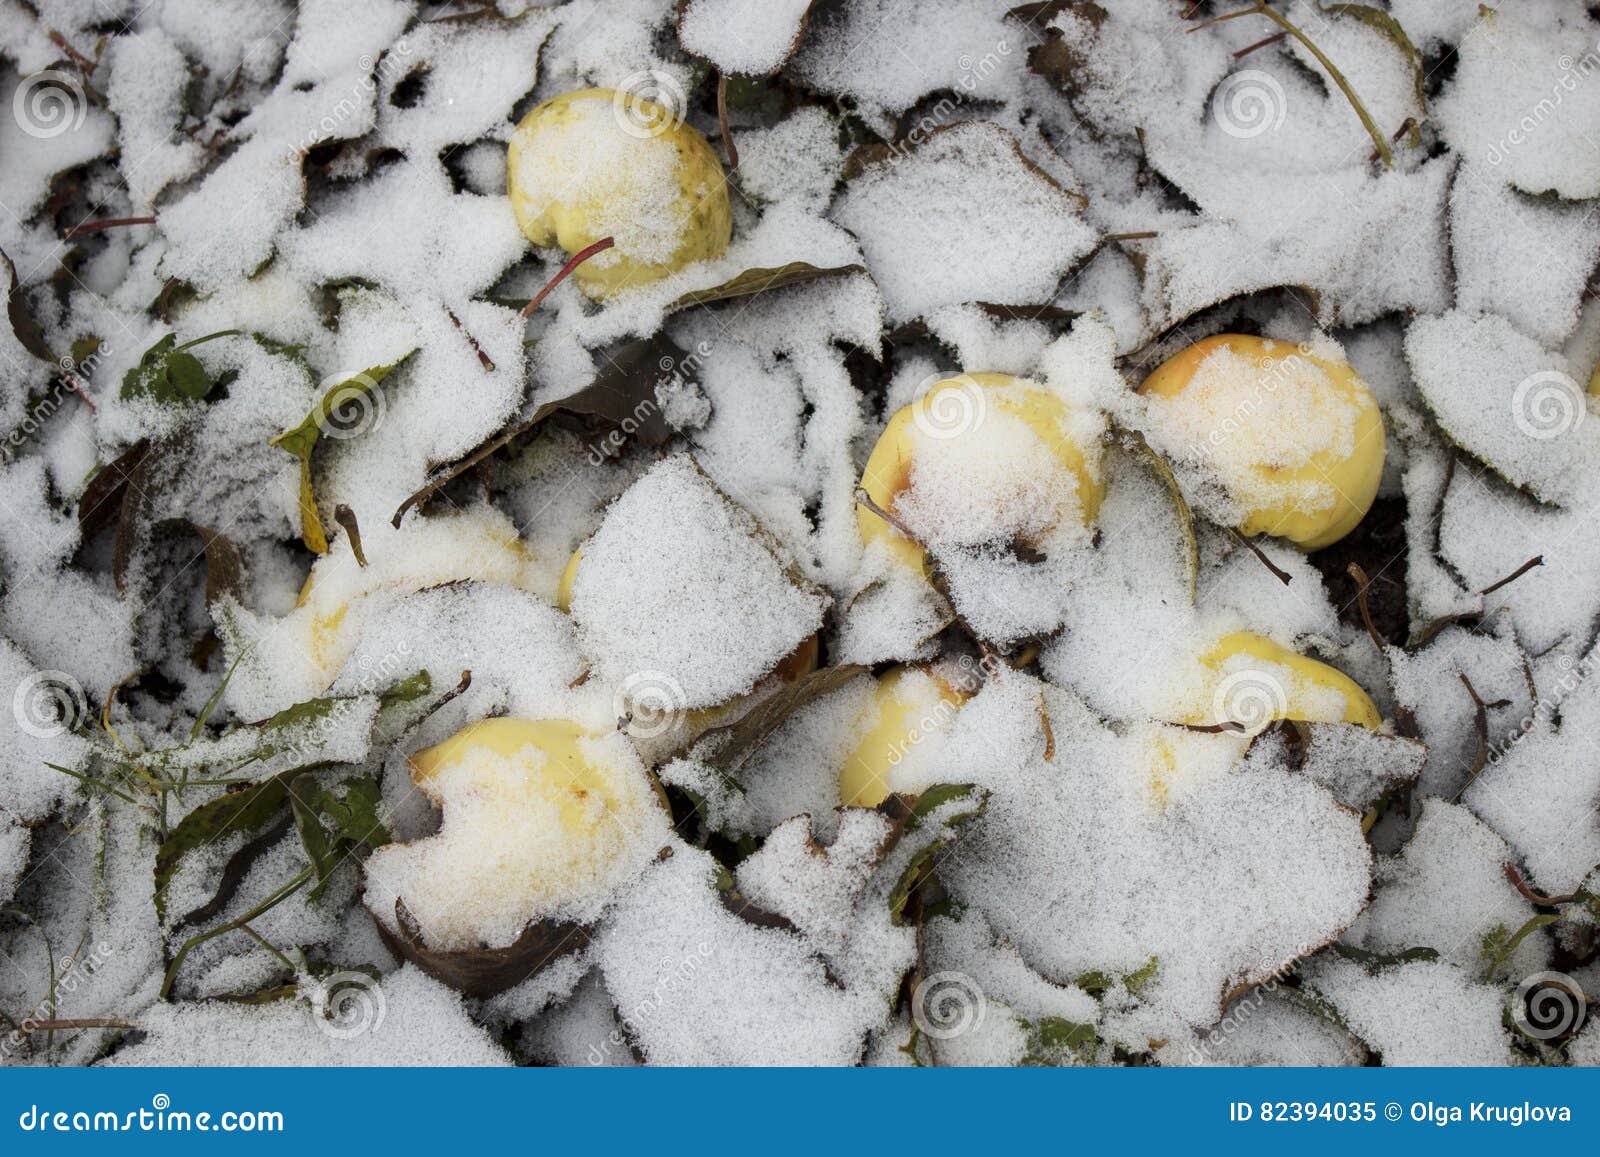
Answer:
1234, 30, 1288, 58
1103, 231, 1158, 243
1479, 555, 1543, 597
1229, 528, 1292, 586
161, 867, 314, 1000
1345, 562, 1386, 651
716, 72, 739, 177
11, 1018, 136, 1032
445, 307, 495, 372
1503, 862, 1587, 908
46, 29, 96, 74
518, 237, 614, 319
1458, 672, 1488, 788
66, 216, 156, 239
1189, 2, 1393, 167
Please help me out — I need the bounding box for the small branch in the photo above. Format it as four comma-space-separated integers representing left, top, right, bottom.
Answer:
161, 867, 314, 1000
518, 237, 614, 319
1503, 862, 1587, 908
1103, 231, 1158, 243
1459, 672, 1488, 787
716, 72, 739, 177
333, 504, 367, 567
1233, 30, 1287, 58
445, 307, 495, 372
1345, 562, 1386, 652
1479, 555, 1543, 597
11, 1018, 136, 1033
1189, 2, 1393, 168
1229, 528, 1292, 586
853, 486, 923, 546
47, 29, 96, 74
66, 216, 156, 239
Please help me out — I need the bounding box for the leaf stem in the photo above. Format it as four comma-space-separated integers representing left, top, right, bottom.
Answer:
160, 866, 314, 1000
518, 237, 615, 319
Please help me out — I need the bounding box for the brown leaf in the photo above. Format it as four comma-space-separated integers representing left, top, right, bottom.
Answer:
2, 248, 55, 364
378, 898, 590, 999
698, 664, 869, 778
391, 333, 688, 528
666, 262, 867, 311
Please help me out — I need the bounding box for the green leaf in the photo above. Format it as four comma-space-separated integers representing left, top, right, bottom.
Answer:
153, 772, 296, 924
378, 670, 433, 708
163, 351, 211, 399
1022, 1016, 1098, 1065
1483, 914, 1559, 978
269, 352, 415, 553
120, 330, 238, 404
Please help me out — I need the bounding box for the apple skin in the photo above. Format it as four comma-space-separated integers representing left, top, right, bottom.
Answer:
838, 666, 970, 808
1190, 630, 1381, 731
1139, 335, 1385, 551
856, 372, 1103, 571
506, 88, 732, 298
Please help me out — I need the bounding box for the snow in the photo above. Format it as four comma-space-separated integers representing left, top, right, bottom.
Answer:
0, 0, 1595, 1071
833, 122, 1097, 322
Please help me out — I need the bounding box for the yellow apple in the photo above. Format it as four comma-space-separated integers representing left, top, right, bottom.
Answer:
856, 372, 1103, 571
294, 509, 538, 691
1186, 631, 1380, 734
838, 666, 971, 808
506, 88, 732, 297
367, 716, 667, 950
1139, 335, 1385, 550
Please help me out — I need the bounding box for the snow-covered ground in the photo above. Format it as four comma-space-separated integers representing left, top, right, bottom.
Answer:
0, 0, 1597, 1067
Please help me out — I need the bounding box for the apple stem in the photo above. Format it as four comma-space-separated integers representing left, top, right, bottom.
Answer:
853, 486, 923, 546
1344, 562, 1386, 652
67, 216, 156, 239
518, 236, 615, 319
1478, 554, 1543, 596
1229, 528, 1291, 586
